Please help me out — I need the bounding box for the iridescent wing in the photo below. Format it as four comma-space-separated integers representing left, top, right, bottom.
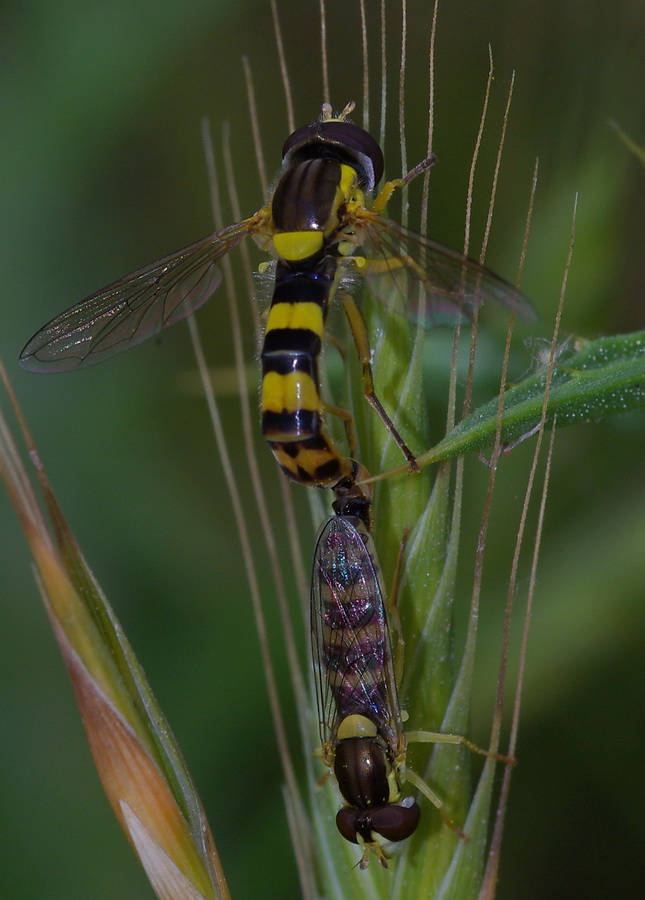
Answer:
311, 515, 403, 752
353, 209, 537, 325
20, 216, 262, 372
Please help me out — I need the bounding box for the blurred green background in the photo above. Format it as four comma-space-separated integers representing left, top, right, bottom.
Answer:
1, 1, 644, 897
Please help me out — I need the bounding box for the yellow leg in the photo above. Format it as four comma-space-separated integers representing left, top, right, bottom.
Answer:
371, 154, 437, 215
321, 400, 358, 459
339, 291, 420, 472
323, 330, 346, 361
405, 730, 516, 766
405, 767, 467, 839
403, 724, 514, 840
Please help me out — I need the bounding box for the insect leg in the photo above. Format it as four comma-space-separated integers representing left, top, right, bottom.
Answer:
405, 730, 516, 766
323, 330, 347, 360
370, 153, 437, 215
338, 291, 420, 472
321, 400, 359, 459
387, 528, 410, 686
404, 725, 514, 840
362, 251, 436, 298
404, 768, 466, 840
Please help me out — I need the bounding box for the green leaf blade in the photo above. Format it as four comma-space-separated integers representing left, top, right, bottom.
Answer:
416, 330, 645, 465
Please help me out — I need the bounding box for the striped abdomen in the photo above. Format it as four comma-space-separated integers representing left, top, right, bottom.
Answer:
260, 256, 354, 487
314, 517, 391, 723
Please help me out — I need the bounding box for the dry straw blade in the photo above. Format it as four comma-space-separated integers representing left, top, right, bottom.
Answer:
0, 364, 229, 900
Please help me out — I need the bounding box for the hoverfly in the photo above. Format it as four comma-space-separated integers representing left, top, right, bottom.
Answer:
311, 500, 418, 868
20, 102, 535, 491
311, 475, 515, 869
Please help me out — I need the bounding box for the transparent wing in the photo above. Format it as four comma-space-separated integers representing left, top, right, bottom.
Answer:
20, 217, 260, 372
311, 516, 403, 752
355, 210, 537, 325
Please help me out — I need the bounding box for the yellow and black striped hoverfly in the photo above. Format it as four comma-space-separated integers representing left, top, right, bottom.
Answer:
20, 102, 535, 491
311, 474, 514, 868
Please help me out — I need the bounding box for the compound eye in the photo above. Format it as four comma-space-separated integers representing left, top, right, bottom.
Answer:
282, 124, 312, 160
370, 800, 421, 842
281, 120, 385, 190
335, 807, 360, 845
317, 121, 384, 186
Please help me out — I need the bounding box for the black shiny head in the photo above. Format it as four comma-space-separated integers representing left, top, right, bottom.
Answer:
332, 461, 372, 530
282, 116, 384, 191
335, 797, 421, 847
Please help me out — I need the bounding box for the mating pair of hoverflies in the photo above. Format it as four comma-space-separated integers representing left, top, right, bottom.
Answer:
21, 101, 531, 868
